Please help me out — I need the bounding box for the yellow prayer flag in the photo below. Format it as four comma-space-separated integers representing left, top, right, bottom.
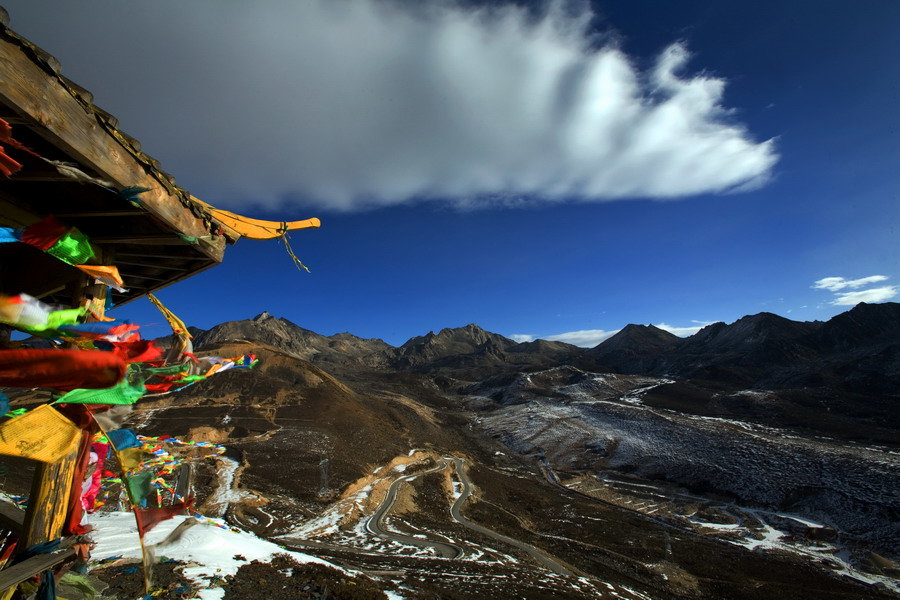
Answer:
0, 405, 80, 463
117, 447, 145, 472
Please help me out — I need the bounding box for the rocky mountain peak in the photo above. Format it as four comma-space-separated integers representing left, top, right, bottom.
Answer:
590, 323, 681, 353
253, 311, 274, 322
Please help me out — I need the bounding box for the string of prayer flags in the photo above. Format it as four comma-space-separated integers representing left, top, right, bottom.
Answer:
0, 214, 95, 266
0, 348, 127, 390
0, 404, 80, 462
57, 320, 140, 343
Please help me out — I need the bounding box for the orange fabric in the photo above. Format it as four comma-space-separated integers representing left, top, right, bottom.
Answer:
74, 265, 125, 287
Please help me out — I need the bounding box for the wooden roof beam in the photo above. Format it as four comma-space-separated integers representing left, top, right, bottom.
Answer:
93, 236, 203, 245
114, 259, 187, 269
116, 251, 207, 261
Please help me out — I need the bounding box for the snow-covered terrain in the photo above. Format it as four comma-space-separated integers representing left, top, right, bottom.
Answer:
86, 512, 337, 600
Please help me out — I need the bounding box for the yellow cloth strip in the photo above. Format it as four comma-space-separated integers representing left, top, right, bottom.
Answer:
147, 294, 192, 339
191, 195, 320, 240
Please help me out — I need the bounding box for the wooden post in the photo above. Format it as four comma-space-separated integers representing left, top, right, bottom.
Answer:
21, 451, 79, 547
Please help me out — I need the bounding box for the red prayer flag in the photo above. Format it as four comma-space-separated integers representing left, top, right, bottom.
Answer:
20, 215, 68, 250
134, 496, 194, 537
0, 348, 127, 390
112, 340, 163, 364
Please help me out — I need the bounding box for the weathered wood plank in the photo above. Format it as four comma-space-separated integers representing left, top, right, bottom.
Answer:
22, 451, 78, 547
0, 34, 225, 262
53, 211, 144, 218
92, 236, 201, 245
114, 259, 186, 270
0, 547, 75, 592
118, 272, 168, 283
116, 252, 206, 261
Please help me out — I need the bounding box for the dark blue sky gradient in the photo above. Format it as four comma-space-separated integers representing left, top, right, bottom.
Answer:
6, 1, 898, 344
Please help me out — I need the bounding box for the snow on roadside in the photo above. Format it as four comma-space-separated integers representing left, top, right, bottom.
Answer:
87, 511, 338, 600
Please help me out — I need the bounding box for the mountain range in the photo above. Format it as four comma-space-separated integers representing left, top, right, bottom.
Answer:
192, 302, 900, 443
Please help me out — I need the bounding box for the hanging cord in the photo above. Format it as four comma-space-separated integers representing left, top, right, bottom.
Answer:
279, 223, 311, 273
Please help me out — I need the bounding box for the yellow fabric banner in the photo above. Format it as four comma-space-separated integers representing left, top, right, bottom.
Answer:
147, 294, 191, 339
190, 195, 320, 240
0, 404, 80, 462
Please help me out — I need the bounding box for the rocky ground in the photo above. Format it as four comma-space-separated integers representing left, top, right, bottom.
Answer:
115, 341, 899, 599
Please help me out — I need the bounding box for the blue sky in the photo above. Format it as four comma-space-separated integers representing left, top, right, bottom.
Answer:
5, 0, 898, 346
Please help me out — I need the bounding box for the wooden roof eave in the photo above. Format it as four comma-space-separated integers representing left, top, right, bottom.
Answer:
0, 25, 226, 263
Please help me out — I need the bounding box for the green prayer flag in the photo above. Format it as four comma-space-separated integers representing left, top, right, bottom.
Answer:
55, 377, 146, 405
142, 362, 191, 376
46, 228, 95, 265
125, 470, 154, 504
59, 572, 99, 600
44, 308, 87, 331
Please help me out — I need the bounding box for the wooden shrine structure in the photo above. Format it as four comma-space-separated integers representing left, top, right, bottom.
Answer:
0, 5, 318, 592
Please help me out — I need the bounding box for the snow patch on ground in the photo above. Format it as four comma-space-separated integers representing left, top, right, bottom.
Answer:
208, 456, 257, 518
87, 511, 336, 599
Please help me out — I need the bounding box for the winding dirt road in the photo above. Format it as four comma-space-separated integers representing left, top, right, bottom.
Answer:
448, 458, 577, 577
365, 460, 463, 559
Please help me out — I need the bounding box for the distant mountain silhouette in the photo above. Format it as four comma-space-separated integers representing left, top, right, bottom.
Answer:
578, 324, 683, 374
184, 302, 899, 399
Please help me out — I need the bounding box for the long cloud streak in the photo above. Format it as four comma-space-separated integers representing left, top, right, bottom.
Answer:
10, 0, 778, 210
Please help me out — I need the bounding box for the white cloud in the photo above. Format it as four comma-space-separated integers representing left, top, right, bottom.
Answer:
654, 321, 712, 337
28, 0, 778, 211
811, 275, 896, 306
510, 328, 619, 347
545, 329, 620, 347
831, 286, 898, 306
812, 275, 888, 292
513, 319, 713, 347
